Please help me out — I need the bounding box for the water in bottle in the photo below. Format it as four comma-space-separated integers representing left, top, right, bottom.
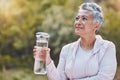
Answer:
34, 32, 50, 75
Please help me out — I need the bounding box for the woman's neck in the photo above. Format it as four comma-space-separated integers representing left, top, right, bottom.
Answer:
80, 35, 96, 50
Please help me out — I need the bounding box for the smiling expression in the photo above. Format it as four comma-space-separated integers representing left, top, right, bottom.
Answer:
74, 9, 98, 37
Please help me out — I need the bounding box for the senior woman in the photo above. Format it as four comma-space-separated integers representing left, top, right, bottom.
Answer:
33, 2, 117, 80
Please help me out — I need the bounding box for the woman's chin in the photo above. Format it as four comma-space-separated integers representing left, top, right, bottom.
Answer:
75, 29, 80, 33
75, 30, 81, 36
75, 30, 86, 37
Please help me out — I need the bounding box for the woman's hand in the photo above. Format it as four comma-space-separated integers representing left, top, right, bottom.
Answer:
33, 46, 52, 65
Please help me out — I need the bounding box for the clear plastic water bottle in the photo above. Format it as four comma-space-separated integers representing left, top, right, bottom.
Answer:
34, 32, 50, 75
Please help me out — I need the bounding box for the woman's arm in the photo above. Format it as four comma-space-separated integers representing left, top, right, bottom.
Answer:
74, 42, 117, 80
46, 46, 68, 80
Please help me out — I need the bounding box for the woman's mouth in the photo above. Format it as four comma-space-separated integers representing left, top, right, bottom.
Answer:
75, 25, 84, 29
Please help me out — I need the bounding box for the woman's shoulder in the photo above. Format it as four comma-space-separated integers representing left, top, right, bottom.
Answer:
59, 41, 77, 57
62, 41, 77, 50
96, 35, 115, 48
102, 39, 115, 48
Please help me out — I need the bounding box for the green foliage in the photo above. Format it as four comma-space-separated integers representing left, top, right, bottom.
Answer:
0, 68, 48, 80
0, 0, 82, 67
0, 55, 34, 69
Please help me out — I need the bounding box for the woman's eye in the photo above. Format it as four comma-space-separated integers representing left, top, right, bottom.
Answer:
75, 16, 88, 21
75, 17, 79, 21
82, 17, 87, 20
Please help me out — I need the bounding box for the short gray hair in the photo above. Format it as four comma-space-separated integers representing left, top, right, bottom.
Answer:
79, 2, 104, 28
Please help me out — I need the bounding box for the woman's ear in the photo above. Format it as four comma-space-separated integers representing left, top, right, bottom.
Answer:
94, 22, 99, 31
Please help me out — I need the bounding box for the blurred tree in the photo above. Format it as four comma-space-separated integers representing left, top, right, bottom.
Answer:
0, 0, 83, 68
0, 0, 43, 68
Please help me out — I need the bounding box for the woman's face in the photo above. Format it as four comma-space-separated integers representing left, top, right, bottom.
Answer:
74, 9, 98, 37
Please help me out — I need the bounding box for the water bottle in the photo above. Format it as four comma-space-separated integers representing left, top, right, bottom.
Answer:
34, 32, 50, 75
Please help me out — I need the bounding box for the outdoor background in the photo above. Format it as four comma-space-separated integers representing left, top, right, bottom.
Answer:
0, 0, 120, 80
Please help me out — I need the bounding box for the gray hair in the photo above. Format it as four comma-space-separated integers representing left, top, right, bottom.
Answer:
79, 2, 104, 29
